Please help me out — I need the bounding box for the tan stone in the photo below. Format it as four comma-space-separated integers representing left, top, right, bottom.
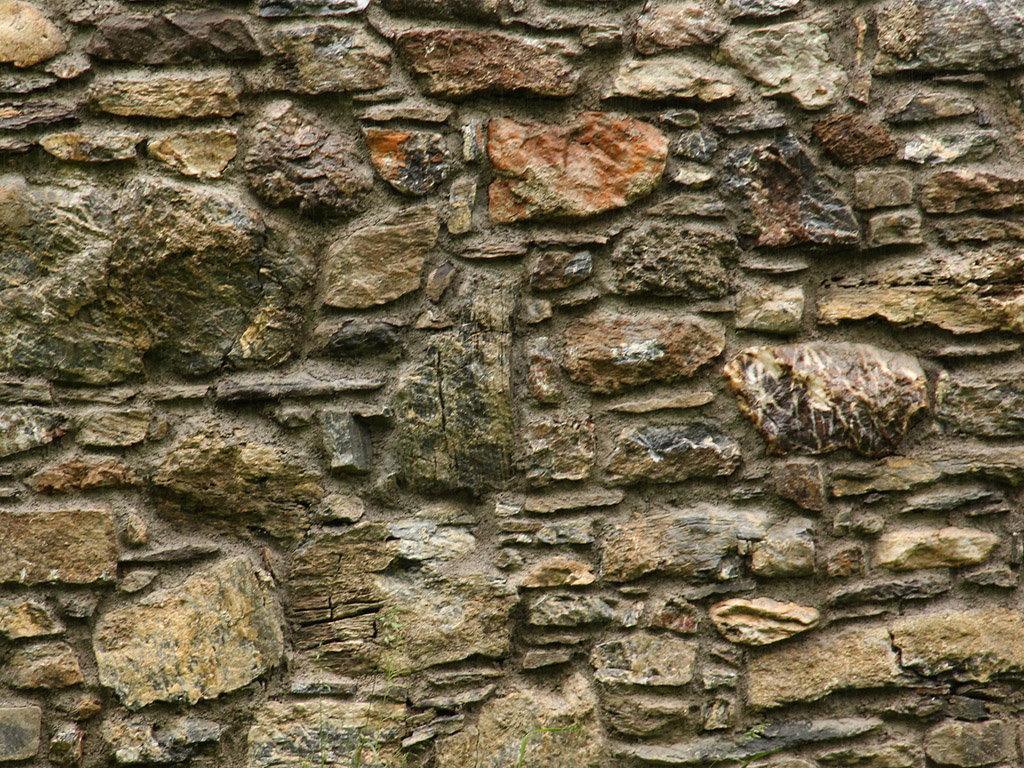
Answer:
39, 132, 140, 162
521, 557, 596, 588
147, 130, 237, 178
0, 1, 65, 67
88, 75, 241, 118
0, 598, 61, 639
709, 598, 819, 646
747, 626, 900, 709
0, 508, 117, 585
924, 720, 1013, 768
77, 408, 151, 447
892, 609, 1024, 681
635, 2, 728, 52
6, 642, 83, 689
875, 527, 999, 570
607, 58, 737, 101
94, 556, 284, 709
591, 632, 697, 686
26, 458, 138, 494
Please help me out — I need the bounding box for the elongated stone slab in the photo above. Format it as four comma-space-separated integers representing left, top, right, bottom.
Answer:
710, 598, 819, 646
893, 609, 1024, 681
875, 527, 999, 570
0, 508, 117, 585
605, 423, 741, 485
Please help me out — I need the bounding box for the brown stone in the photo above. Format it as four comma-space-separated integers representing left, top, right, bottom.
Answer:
147, 130, 237, 179
522, 414, 594, 486
936, 217, 1024, 243
0, 598, 61, 639
875, 527, 999, 570
0, 101, 75, 130
0, 1, 65, 67
893, 608, 1024, 681
775, 460, 826, 511
487, 112, 667, 223
635, 2, 728, 52
87, 75, 241, 119
530, 250, 592, 292
563, 310, 724, 394
735, 284, 804, 333
924, 720, 1013, 768
0, 508, 117, 584
921, 170, 1024, 214
7, 642, 83, 689
397, 29, 579, 97
27, 458, 138, 494
521, 557, 596, 588
813, 113, 898, 165
77, 408, 150, 446
605, 423, 741, 485
724, 343, 927, 457
750, 519, 815, 577
709, 598, 819, 646
257, 24, 390, 94
364, 128, 451, 196
86, 12, 259, 64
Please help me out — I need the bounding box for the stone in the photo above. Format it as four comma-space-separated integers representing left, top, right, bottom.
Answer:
748, 626, 900, 709
528, 593, 622, 627
447, 177, 476, 234
735, 284, 804, 333
635, 2, 728, 52
676, 130, 718, 161
813, 113, 898, 165
86, 12, 259, 64
320, 320, 402, 357
673, 165, 715, 187
710, 598, 819, 646
0, 508, 117, 584
921, 170, 1024, 213
602, 504, 767, 582
0, 598, 61, 639
892, 608, 1024, 681
0, 101, 75, 130
817, 744, 920, 768
321, 411, 371, 473
936, 217, 1024, 243
925, 720, 1013, 767
435, 674, 604, 768
717, 18, 847, 109
775, 461, 826, 511
832, 449, 1024, 496
645, 597, 699, 634
854, 169, 914, 209
610, 226, 733, 298
521, 557, 596, 588
724, 343, 927, 457
88, 75, 241, 118
94, 556, 284, 709
599, 690, 693, 737
888, 93, 976, 123
393, 279, 514, 493
40, 132, 139, 162
523, 415, 595, 486
488, 112, 666, 222
719, 0, 800, 18
214, 374, 382, 401
6, 642, 83, 689
521, 488, 624, 513
147, 130, 237, 179
605, 423, 741, 485
937, 372, 1024, 436
256, 24, 390, 94
0, 1, 64, 67
258, 0, 370, 16
867, 210, 923, 247
27, 458, 138, 494
607, 391, 715, 413
0, 406, 66, 457
606, 58, 737, 102
817, 248, 1024, 334
875, 0, 1024, 73
903, 130, 998, 165
382, 0, 506, 20
522, 648, 575, 669
322, 207, 438, 309
724, 132, 859, 247
530, 250, 592, 292
750, 519, 815, 577
365, 128, 451, 196
244, 101, 372, 216
563, 310, 724, 394
591, 633, 696, 686
397, 29, 578, 97
77, 408, 150, 447
0, 707, 40, 761
102, 717, 222, 765
876, 527, 998, 571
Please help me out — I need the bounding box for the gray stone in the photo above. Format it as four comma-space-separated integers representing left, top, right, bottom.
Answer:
635, 2, 728, 52
611, 226, 733, 298
719, 0, 800, 18
527, 594, 622, 627
888, 93, 976, 123
0, 100, 75, 130
925, 720, 1013, 767
936, 372, 1024, 436
103, 717, 222, 765
903, 130, 998, 165
605, 423, 741, 485
254, 24, 390, 94
606, 58, 737, 102
591, 633, 696, 686
321, 411, 371, 473
0, 406, 65, 456
854, 170, 914, 210
867, 211, 923, 247
0, 707, 41, 761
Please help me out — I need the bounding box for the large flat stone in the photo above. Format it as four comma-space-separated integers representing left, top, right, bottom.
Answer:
610, 226, 734, 298
921, 171, 1024, 214
0, 706, 40, 761
710, 598, 819, 646
255, 24, 390, 94
605, 423, 741, 485
892, 609, 1024, 681
88, 75, 241, 118
0, 508, 117, 585
591, 633, 696, 686
875, 527, 999, 571
606, 57, 737, 102
0, 1, 65, 67
86, 12, 259, 64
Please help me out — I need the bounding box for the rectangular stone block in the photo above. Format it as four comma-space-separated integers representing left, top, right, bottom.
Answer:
0, 706, 41, 761
0, 508, 117, 585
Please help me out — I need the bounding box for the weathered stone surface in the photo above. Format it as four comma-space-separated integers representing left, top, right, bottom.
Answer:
0, 598, 61, 639
775, 460, 825, 511
921, 170, 1024, 214
521, 488, 624, 514
563, 310, 724, 394
724, 343, 927, 457
817, 744, 920, 768
607, 58, 737, 102
397, 29, 578, 97
244, 101, 372, 216
0, 100, 75, 130
88, 75, 241, 118
40, 132, 139, 162
488, 112, 666, 223
0, 406, 65, 457
833, 448, 1024, 496
528, 593, 622, 627
86, 12, 259, 64
875, 527, 998, 571
736, 284, 804, 333
748, 626, 900, 709
602, 504, 767, 582
936, 217, 1024, 243
321, 411, 371, 473
364, 128, 451, 196
875, 0, 1024, 73
937, 372, 1024, 436
750, 519, 815, 577
892, 608, 1024, 681
813, 113, 897, 165
710, 598, 819, 646
607, 391, 715, 414
523, 414, 594, 486
521, 557, 596, 588
924, 720, 1013, 767
817, 248, 1024, 334
0, 508, 117, 584
867, 210, 923, 247
147, 130, 236, 179
0, 707, 40, 761
854, 169, 913, 210
719, 0, 800, 18
0, 1, 64, 67
605, 423, 741, 485
635, 2, 727, 52
888, 93, 976, 124
599, 689, 692, 737
724, 132, 859, 247
77, 408, 150, 447
102, 717, 222, 765
393, 279, 514, 493
323, 207, 438, 309
611, 226, 733, 298
591, 633, 696, 686
7, 642, 83, 689
27, 458, 138, 494
256, 24, 390, 94
153, 429, 322, 540
94, 556, 284, 709
382, 0, 504, 20
530, 250, 592, 292
258, 0, 370, 16
904, 130, 998, 165
717, 18, 846, 109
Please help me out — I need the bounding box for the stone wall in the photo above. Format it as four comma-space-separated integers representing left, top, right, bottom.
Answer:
2, 0, 1024, 765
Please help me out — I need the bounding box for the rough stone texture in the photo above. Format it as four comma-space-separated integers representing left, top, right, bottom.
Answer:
258, 0, 370, 16
591, 633, 697, 686
875, 527, 999, 571
256, 24, 390, 94
605, 423, 741, 485
0, 1, 64, 67
903, 130, 998, 165
487, 112, 667, 223
735, 284, 804, 333
0, 707, 40, 761
710, 598, 819, 645
607, 58, 737, 102
724, 343, 928, 457
523, 414, 594, 486
27, 458, 138, 494
924, 720, 1013, 768
892, 609, 1024, 681
147, 130, 237, 179
94, 557, 284, 709
6, 642, 83, 689
87, 75, 241, 118
854, 169, 914, 210
0, 598, 61, 639
635, 2, 728, 52
0, 508, 117, 585
611, 226, 734, 298
750, 519, 815, 577
0, 406, 65, 456
365, 128, 451, 196
813, 113, 898, 165
936, 372, 1024, 436
39, 132, 139, 163
86, 12, 259, 64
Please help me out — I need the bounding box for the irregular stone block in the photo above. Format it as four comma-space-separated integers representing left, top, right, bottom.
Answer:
86, 12, 259, 64
710, 598, 819, 646
27, 458, 138, 494
94, 556, 284, 709
530, 250, 592, 292
527, 593, 622, 627
77, 408, 150, 447
592, 633, 696, 686
147, 129, 237, 179
0, 598, 61, 639
382, 0, 506, 20
875, 527, 999, 571
365, 128, 451, 196
88, 75, 241, 118
719, 0, 800, 18
924, 719, 1013, 767
635, 2, 728, 52
750, 519, 815, 577
0, 706, 40, 761
735, 284, 804, 333
867, 210, 923, 247
0, 1, 64, 67
611, 226, 733, 298
606, 58, 737, 102
0, 508, 117, 585
892, 608, 1024, 681
39, 132, 140, 162
854, 169, 914, 210
937, 372, 1024, 436
904, 130, 998, 165
774, 460, 825, 511
888, 93, 976, 123
6, 642, 83, 689
605, 423, 741, 485
724, 343, 927, 457
521, 557, 596, 588
935, 217, 1024, 243
0, 406, 65, 457
257, 0, 370, 16
397, 29, 578, 97
813, 113, 897, 165
102, 717, 222, 766
921, 170, 1024, 214
320, 411, 371, 473
523, 414, 594, 486
563, 310, 724, 394
487, 112, 667, 222
0, 100, 76, 130
255, 24, 390, 94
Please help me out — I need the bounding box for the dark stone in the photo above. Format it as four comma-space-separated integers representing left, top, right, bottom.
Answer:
365, 128, 452, 196
321, 411, 372, 473
381, 0, 506, 21
724, 131, 859, 247
775, 461, 826, 511
321, 321, 403, 357
245, 102, 372, 217
921, 171, 1024, 214
675, 131, 719, 162
812, 113, 898, 166
86, 12, 259, 64
530, 250, 592, 292
605, 423, 741, 486
257, 0, 369, 16
936, 372, 1024, 436
255, 24, 390, 94
610, 226, 734, 298
0, 707, 41, 761
724, 343, 928, 457
827, 573, 951, 606
0, 101, 75, 130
